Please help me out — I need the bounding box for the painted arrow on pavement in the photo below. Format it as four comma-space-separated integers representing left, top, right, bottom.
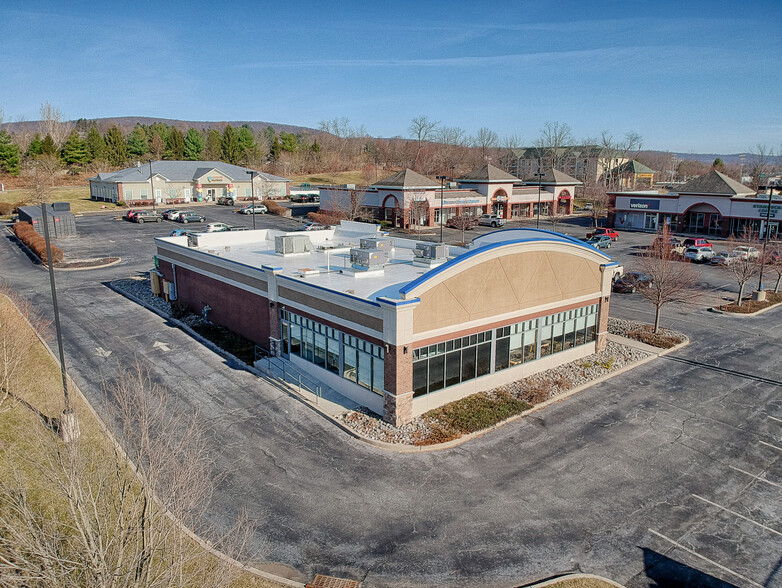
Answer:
153, 341, 171, 352
95, 347, 112, 358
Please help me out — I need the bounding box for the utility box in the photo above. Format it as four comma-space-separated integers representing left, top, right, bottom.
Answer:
360, 237, 394, 250
415, 243, 448, 259
350, 247, 386, 269
275, 234, 313, 255
18, 205, 77, 238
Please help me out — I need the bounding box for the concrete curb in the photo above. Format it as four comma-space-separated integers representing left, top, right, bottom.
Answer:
710, 299, 782, 317
8, 290, 305, 588
54, 257, 122, 271
528, 572, 626, 587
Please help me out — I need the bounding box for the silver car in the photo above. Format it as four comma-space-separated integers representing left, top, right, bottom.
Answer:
684, 246, 714, 263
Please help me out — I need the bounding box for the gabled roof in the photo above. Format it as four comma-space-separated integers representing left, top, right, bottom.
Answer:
372, 168, 439, 189
521, 168, 582, 186
89, 161, 288, 184
458, 164, 517, 183
675, 170, 754, 196
613, 160, 656, 174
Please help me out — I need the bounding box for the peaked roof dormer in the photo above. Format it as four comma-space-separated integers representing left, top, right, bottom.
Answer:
372, 168, 439, 189
459, 164, 517, 183
613, 160, 656, 174
676, 170, 754, 197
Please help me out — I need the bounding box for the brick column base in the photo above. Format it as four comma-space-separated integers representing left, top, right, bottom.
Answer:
384, 391, 413, 426
596, 297, 610, 352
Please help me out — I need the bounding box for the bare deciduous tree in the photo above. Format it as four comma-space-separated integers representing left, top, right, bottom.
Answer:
408, 115, 439, 168
27, 153, 63, 204
0, 286, 50, 412
471, 127, 499, 160
635, 224, 699, 332
328, 187, 372, 222
447, 214, 475, 244
720, 230, 764, 305
546, 199, 568, 232
0, 364, 254, 587
39, 102, 72, 149
749, 143, 774, 191
409, 198, 429, 231
535, 121, 574, 171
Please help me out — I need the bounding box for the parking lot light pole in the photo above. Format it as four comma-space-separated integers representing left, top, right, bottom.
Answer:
148, 159, 156, 213
247, 170, 257, 230
757, 185, 775, 292
534, 168, 545, 229
436, 175, 448, 243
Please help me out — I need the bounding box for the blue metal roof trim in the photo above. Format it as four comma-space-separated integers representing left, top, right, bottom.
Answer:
399, 235, 612, 297
473, 227, 589, 249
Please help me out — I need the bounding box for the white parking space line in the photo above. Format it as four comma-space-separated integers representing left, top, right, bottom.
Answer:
691, 494, 782, 537
767, 415, 782, 424
760, 440, 782, 452
648, 529, 764, 588
730, 466, 782, 489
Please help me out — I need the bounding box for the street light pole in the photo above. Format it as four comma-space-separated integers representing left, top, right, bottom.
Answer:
534, 167, 545, 229
247, 170, 257, 230
148, 159, 156, 213
436, 175, 448, 243
40, 202, 79, 442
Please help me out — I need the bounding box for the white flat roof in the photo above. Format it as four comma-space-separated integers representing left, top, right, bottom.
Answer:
155, 222, 609, 303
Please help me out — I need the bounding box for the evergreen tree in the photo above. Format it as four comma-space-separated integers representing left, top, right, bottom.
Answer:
85, 127, 106, 162
204, 129, 222, 160
126, 124, 148, 158
269, 136, 282, 161
236, 126, 260, 164
311, 139, 321, 153
26, 134, 43, 158
184, 128, 204, 160
60, 131, 88, 165
166, 127, 185, 160
147, 122, 170, 143
104, 125, 128, 166
279, 131, 299, 153
40, 134, 58, 156
0, 131, 21, 176
220, 124, 241, 164
263, 126, 276, 148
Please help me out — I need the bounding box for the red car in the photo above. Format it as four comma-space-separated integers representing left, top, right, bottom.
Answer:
586, 227, 619, 241
682, 237, 712, 249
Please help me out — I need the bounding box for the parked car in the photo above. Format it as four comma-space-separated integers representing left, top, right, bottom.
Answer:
581, 202, 594, 211
446, 216, 478, 230
612, 272, 653, 293
586, 227, 619, 241
217, 196, 235, 205
133, 210, 163, 223
169, 229, 193, 237
177, 212, 206, 224
477, 214, 506, 227
161, 209, 184, 220
710, 251, 743, 266
733, 246, 760, 260
684, 246, 714, 263
300, 222, 327, 231
239, 204, 268, 215
582, 235, 612, 249
682, 237, 712, 249
124, 209, 141, 221
204, 222, 231, 232
652, 235, 685, 255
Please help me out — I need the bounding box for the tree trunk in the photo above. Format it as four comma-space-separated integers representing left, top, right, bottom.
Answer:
775, 274, 781, 293
737, 282, 746, 306
654, 304, 662, 333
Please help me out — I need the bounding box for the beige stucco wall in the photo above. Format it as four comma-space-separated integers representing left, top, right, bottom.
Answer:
411, 248, 604, 335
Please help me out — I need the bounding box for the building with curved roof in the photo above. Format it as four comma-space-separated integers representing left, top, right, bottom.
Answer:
153, 223, 620, 424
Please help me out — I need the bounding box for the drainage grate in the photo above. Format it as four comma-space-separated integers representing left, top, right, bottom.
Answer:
306, 574, 360, 588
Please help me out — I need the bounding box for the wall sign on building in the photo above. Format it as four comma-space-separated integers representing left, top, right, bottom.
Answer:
629, 199, 660, 210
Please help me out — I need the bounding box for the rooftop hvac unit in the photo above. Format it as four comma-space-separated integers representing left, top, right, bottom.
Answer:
350, 248, 387, 269
415, 243, 449, 260
448, 182, 458, 189
275, 234, 313, 255
360, 237, 394, 250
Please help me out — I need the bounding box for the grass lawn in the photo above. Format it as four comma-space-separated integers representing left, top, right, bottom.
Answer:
0, 185, 116, 215
0, 295, 289, 588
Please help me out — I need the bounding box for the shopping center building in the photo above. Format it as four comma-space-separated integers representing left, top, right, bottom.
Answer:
319, 165, 581, 228
89, 160, 289, 205
609, 170, 780, 238
152, 222, 620, 424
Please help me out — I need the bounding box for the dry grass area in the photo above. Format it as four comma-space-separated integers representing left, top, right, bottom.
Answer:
0, 185, 111, 215
534, 578, 622, 588
625, 326, 685, 348
0, 296, 290, 588
718, 291, 782, 313
289, 170, 368, 186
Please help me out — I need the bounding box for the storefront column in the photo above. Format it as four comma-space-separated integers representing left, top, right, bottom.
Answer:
262, 265, 283, 354
377, 296, 419, 425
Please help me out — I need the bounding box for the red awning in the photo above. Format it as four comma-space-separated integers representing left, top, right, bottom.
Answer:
558, 194, 572, 199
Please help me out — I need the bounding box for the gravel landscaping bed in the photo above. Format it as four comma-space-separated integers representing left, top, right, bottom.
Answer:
338, 341, 651, 446
608, 317, 686, 348
111, 277, 172, 316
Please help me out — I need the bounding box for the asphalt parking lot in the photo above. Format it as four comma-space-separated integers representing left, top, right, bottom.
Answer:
2, 210, 780, 587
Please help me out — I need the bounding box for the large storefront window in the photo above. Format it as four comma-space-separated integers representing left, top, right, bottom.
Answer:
280, 311, 383, 394
412, 304, 599, 398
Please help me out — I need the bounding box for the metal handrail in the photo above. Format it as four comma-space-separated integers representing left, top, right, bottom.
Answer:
261, 355, 322, 404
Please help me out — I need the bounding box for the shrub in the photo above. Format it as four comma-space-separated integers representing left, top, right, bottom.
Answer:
307, 210, 345, 226
13, 221, 34, 238
115, 200, 127, 207
597, 356, 615, 370
0, 202, 13, 215
261, 199, 285, 216
518, 380, 551, 405
12, 221, 63, 265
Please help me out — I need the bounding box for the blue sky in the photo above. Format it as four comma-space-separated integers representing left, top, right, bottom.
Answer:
2, 0, 780, 153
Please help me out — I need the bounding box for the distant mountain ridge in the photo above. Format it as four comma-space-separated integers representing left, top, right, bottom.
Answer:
643, 149, 782, 166
2, 116, 321, 136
